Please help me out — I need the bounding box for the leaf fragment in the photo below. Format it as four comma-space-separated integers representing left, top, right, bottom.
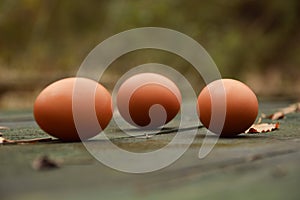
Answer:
0, 126, 9, 130
262, 102, 300, 120
267, 112, 285, 120
0, 136, 52, 145
246, 122, 280, 134
0, 136, 5, 144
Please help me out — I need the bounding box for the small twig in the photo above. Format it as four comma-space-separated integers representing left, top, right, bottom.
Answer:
112, 125, 204, 140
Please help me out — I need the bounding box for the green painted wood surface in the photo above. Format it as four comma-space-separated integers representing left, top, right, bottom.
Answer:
0, 102, 299, 200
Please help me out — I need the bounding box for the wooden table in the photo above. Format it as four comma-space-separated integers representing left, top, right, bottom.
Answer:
0, 101, 299, 200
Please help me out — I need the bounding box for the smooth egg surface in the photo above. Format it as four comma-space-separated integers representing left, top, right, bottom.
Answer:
34, 77, 112, 141
117, 73, 181, 129
197, 79, 258, 137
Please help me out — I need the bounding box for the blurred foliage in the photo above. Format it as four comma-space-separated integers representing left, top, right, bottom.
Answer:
0, 0, 300, 108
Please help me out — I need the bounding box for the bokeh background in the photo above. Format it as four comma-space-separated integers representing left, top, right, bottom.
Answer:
0, 0, 299, 109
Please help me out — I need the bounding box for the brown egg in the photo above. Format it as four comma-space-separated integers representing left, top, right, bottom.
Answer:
117, 73, 181, 129
197, 79, 258, 137
34, 77, 112, 141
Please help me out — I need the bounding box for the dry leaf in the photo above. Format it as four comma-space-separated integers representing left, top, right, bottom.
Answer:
267, 112, 285, 120
246, 122, 280, 133
0, 126, 9, 130
32, 155, 60, 170
263, 102, 300, 120
0, 136, 52, 145
0, 136, 5, 144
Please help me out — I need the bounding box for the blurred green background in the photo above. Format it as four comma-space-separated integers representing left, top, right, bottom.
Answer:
0, 0, 299, 109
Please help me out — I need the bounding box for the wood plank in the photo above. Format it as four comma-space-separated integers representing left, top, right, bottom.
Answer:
0, 102, 299, 199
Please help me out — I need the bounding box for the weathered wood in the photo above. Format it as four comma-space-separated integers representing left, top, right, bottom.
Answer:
0, 102, 299, 200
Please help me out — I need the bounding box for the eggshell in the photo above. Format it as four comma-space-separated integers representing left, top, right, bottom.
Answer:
117, 73, 181, 129
197, 79, 258, 137
34, 77, 112, 141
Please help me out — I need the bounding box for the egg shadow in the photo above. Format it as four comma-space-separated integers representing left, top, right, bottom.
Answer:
195, 133, 270, 139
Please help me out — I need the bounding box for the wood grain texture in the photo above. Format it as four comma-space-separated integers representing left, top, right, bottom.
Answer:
0, 102, 299, 200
